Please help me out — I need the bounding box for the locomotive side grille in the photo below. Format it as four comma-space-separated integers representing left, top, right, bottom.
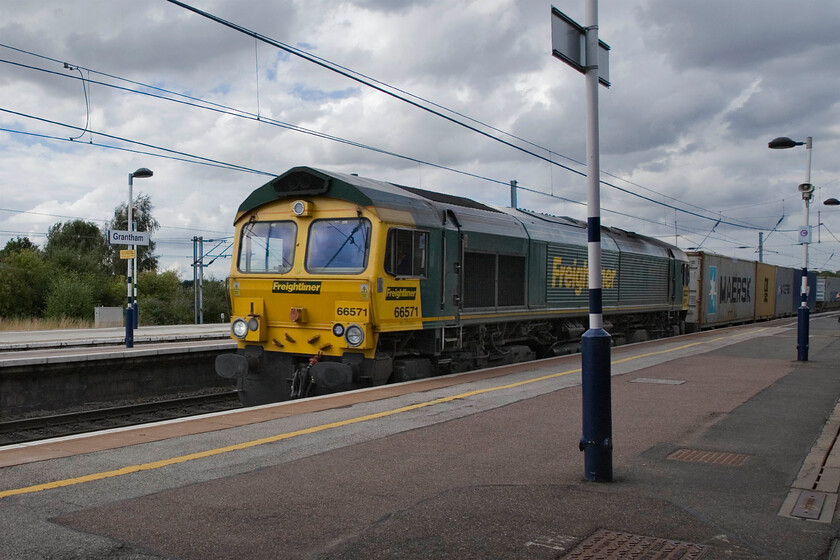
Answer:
462, 252, 527, 309
464, 252, 496, 308
618, 253, 669, 304
498, 255, 526, 307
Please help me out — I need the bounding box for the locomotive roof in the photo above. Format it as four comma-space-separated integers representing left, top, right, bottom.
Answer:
237, 166, 500, 228
238, 167, 686, 260
506, 207, 686, 260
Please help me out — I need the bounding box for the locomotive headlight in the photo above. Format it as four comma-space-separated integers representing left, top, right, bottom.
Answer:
332, 323, 345, 337
344, 324, 364, 347
247, 317, 259, 331
231, 318, 249, 339
291, 200, 310, 217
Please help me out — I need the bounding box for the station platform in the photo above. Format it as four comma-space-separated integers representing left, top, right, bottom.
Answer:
1, 314, 840, 559
0, 323, 230, 352
0, 324, 235, 418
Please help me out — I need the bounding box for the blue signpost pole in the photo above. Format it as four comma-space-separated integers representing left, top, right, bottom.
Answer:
797, 283, 809, 361
125, 306, 134, 348
125, 172, 135, 349
551, 0, 613, 482
578, 0, 612, 482
797, 138, 813, 361
581, 327, 612, 479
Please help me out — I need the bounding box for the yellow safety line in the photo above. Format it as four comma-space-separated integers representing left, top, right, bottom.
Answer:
0, 327, 765, 499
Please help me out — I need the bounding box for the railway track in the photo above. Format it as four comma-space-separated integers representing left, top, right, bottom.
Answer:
0, 391, 242, 446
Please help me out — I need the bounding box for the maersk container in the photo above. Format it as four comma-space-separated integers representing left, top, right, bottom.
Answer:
774, 266, 795, 317
754, 262, 776, 320
687, 252, 756, 329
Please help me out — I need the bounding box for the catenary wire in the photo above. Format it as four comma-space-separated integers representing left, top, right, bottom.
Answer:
2, 47, 776, 233
0, 43, 799, 231
160, 1, 771, 232
0, 122, 782, 254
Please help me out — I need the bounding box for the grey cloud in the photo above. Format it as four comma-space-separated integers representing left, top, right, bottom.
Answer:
347, 0, 425, 14
638, 0, 840, 72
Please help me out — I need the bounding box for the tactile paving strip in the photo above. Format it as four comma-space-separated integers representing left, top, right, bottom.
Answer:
564, 530, 710, 559
667, 448, 750, 467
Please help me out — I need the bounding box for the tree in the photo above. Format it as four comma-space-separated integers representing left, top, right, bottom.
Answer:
107, 193, 160, 274
44, 220, 110, 275
40, 220, 130, 320
0, 236, 41, 260
0, 249, 50, 317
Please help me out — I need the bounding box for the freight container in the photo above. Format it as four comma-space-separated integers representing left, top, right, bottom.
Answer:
687, 251, 756, 329
754, 262, 776, 320
774, 267, 795, 317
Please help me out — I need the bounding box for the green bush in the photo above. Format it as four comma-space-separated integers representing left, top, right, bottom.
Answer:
0, 249, 50, 318
45, 272, 98, 320
139, 295, 193, 325
201, 279, 230, 323
136, 271, 229, 325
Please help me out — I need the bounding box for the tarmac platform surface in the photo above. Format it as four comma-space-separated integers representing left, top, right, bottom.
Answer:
1, 314, 840, 559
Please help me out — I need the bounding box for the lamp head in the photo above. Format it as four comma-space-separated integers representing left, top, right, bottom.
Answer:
131, 167, 154, 179
768, 137, 803, 149
824, 198, 840, 206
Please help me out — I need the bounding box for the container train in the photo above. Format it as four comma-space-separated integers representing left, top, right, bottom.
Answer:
685, 252, 840, 329
215, 167, 838, 406
686, 252, 801, 329
216, 167, 689, 405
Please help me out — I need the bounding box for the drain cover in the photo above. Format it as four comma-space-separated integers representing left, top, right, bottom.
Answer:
791, 491, 827, 519
667, 448, 750, 467
565, 530, 709, 559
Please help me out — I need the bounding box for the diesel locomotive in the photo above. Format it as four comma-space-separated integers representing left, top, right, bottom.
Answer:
216, 167, 690, 406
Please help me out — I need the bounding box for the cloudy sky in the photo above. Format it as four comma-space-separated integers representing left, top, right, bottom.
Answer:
1, 0, 839, 279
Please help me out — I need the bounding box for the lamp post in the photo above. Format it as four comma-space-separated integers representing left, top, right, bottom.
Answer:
768, 136, 812, 361
125, 167, 153, 348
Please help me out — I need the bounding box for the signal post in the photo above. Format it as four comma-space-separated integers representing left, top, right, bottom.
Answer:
552, 1, 613, 482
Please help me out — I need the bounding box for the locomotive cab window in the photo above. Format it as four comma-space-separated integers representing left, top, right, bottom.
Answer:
385, 228, 428, 278
306, 218, 372, 274
238, 221, 297, 273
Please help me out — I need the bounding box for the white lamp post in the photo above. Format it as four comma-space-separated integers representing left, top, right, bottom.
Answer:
768, 136, 812, 361
125, 167, 153, 348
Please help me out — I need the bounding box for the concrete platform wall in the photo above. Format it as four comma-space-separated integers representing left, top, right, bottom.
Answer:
0, 350, 234, 418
